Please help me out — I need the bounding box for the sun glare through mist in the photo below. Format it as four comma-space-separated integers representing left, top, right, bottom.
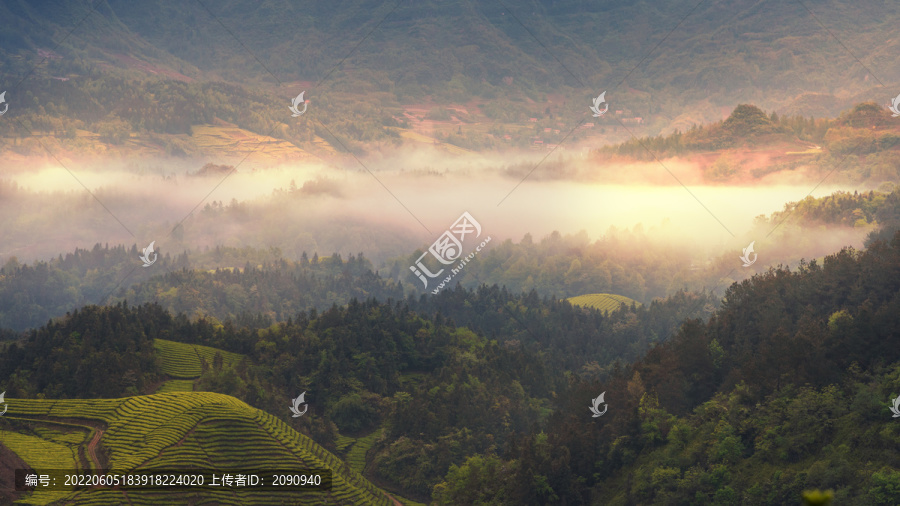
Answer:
1, 149, 869, 274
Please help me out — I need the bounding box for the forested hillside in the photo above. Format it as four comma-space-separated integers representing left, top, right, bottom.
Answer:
432, 231, 900, 505
406, 285, 716, 374
5, 232, 899, 502
0, 275, 719, 500
597, 103, 900, 184
0, 247, 401, 331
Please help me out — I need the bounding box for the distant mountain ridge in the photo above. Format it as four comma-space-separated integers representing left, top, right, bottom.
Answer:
2, 0, 900, 127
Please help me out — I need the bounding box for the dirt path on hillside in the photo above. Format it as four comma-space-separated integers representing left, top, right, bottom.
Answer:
383, 492, 403, 506
4, 416, 107, 471
86, 428, 104, 471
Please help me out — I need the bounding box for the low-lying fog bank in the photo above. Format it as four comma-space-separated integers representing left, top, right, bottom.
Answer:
0, 149, 874, 274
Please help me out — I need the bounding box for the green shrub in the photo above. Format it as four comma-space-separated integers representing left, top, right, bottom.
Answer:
329, 392, 379, 433
869, 467, 900, 505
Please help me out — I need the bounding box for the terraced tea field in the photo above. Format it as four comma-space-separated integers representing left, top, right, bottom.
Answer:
567, 293, 642, 313
346, 428, 384, 474
0, 425, 92, 505
153, 339, 245, 379
0, 431, 79, 469
335, 433, 356, 453
1, 393, 394, 505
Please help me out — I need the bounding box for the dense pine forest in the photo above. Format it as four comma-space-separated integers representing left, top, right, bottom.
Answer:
0, 279, 715, 498
431, 231, 900, 505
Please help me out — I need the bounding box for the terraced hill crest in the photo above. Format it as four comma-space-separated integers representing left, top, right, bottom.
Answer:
567, 293, 641, 313
153, 338, 245, 393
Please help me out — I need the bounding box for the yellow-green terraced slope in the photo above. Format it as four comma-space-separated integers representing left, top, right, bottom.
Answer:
567, 293, 641, 312
1, 393, 393, 505
346, 428, 383, 474
155, 379, 195, 393
0, 430, 83, 505
153, 339, 245, 379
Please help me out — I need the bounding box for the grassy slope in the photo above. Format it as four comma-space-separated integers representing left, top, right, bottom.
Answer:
2, 393, 393, 505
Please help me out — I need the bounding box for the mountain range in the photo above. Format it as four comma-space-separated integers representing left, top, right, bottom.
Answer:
2, 0, 900, 136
